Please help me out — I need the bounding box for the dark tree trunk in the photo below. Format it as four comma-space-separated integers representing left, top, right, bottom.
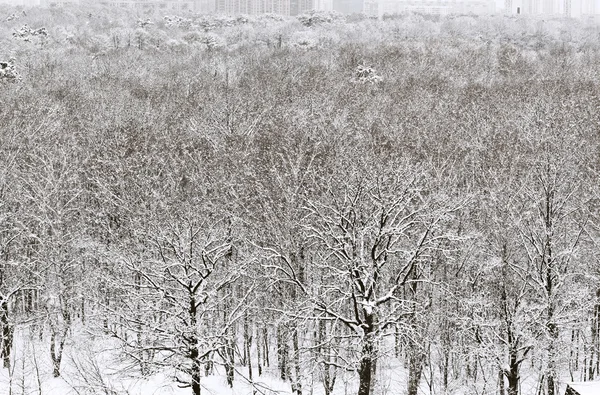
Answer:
591, 290, 600, 380
395, 323, 401, 359
506, 358, 519, 395
407, 348, 424, 395
278, 324, 289, 381
0, 299, 12, 369
319, 319, 337, 395
190, 343, 201, 395
547, 314, 558, 395
204, 352, 213, 376
257, 328, 263, 376
189, 294, 201, 395
50, 329, 66, 377
224, 335, 235, 387
50, 309, 70, 378
291, 325, 302, 395
357, 314, 375, 395
263, 326, 270, 367
243, 312, 254, 393
357, 337, 374, 395
222, 286, 235, 388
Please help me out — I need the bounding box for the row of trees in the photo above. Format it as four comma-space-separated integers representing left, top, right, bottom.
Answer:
2, 6, 600, 395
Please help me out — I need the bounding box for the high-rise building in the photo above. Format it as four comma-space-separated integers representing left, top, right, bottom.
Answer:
313, 0, 333, 11
40, 0, 80, 6
0, 0, 44, 5
332, 0, 362, 13
369, 0, 494, 16
581, 0, 596, 14
210, 0, 313, 15
97, 0, 194, 11
564, 0, 571, 15
505, 0, 597, 15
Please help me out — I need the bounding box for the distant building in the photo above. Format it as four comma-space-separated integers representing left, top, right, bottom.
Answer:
95, 0, 312, 15
519, 0, 559, 14
0, 0, 44, 5
332, 0, 362, 13
98, 0, 194, 12
314, 0, 333, 11
40, 0, 80, 6
581, 0, 597, 14
505, 0, 599, 15
367, 0, 494, 16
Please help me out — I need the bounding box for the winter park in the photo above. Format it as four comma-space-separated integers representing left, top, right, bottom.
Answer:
3, 0, 600, 395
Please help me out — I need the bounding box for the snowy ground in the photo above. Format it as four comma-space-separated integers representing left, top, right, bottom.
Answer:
0, 330, 405, 395
0, 330, 577, 395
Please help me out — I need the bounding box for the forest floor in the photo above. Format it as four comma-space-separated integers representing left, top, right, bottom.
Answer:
0, 330, 575, 395
0, 330, 402, 395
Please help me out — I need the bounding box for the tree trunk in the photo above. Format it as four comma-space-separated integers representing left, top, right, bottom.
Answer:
224, 335, 235, 387
319, 319, 337, 395
442, 347, 449, 393
50, 309, 70, 378
407, 348, 424, 395
223, 290, 235, 388
204, 352, 213, 376
191, 347, 201, 395
357, 337, 374, 395
506, 358, 519, 395
243, 312, 254, 393
591, 291, 600, 380
189, 294, 201, 395
246, 326, 255, 395
278, 324, 289, 381
357, 315, 375, 395
50, 329, 66, 377
0, 299, 12, 369
291, 325, 302, 395
257, 327, 263, 376
263, 326, 270, 367
395, 323, 401, 359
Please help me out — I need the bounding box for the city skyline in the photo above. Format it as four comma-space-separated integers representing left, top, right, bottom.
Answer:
2, 0, 600, 16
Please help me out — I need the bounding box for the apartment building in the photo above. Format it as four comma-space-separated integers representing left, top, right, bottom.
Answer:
40, 0, 80, 6
505, 0, 598, 15
365, 0, 494, 16
99, 0, 194, 11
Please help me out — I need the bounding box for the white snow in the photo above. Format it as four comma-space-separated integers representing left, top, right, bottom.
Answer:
566, 381, 600, 395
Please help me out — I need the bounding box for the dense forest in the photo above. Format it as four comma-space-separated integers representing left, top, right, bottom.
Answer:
1, 5, 600, 395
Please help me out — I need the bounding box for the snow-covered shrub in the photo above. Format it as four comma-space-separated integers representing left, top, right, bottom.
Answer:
6, 12, 22, 22
0, 58, 21, 83
182, 30, 224, 49
255, 13, 286, 24
164, 15, 195, 30
182, 30, 203, 44
108, 27, 134, 49
136, 18, 153, 28
134, 28, 151, 50
352, 65, 383, 84
164, 38, 187, 52
201, 32, 225, 50
291, 31, 319, 50
297, 10, 343, 27
12, 24, 48, 43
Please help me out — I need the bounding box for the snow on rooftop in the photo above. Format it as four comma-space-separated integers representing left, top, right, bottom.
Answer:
568, 381, 600, 395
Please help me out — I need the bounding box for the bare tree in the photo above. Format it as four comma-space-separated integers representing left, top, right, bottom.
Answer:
267, 159, 460, 395
112, 212, 245, 395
